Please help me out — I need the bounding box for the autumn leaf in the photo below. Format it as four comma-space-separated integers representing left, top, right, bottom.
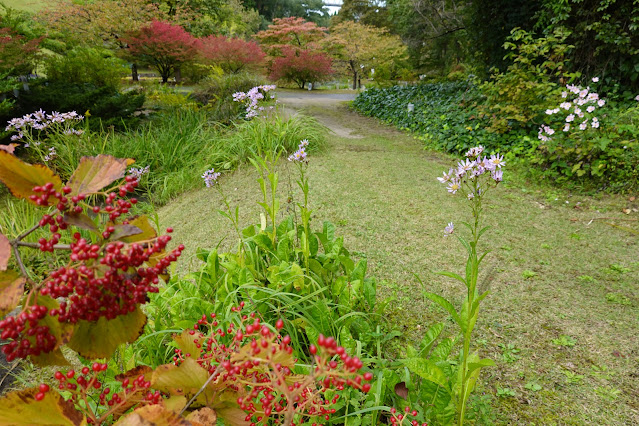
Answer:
0, 269, 25, 317
63, 212, 99, 233
0, 151, 63, 205
0, 232, 11, 270
67, 155, 133, 196
67, 307, 147, 358
114, 405, 191, 426
151, 358, 211, 404
173, 330, 202, 360
0, 143, 18, 154
122, 216, 157, 243
0, 387, 85, 425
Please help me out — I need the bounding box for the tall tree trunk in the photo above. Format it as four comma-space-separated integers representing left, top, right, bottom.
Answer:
175, 68, 182, 84
131, 63, 139, 82
352, 70, 358, 90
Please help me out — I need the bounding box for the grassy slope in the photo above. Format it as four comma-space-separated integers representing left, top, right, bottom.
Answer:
4, 0, 50, 11
160, 102, 639, 425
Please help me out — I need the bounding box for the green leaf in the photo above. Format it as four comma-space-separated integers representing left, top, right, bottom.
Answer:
437, 270, 466, 286
363, 278, 376, 308
401, 358, 450, 388
67, 307, 147, 358
423, 292, 461, 327
420, 322, 444, 355
466, 358, 495, 380
431, 337, 456, 361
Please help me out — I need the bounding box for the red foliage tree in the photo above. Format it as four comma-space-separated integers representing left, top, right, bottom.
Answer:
269, 46, 333, 89
199, 35, 265, 73
123, 20, 199, 83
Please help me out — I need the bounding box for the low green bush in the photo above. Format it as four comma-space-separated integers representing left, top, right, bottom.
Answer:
43, 47, 129, 88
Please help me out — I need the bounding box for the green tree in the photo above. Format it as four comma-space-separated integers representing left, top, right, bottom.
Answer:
332, 0, 390, 28
324, 20, 408, 88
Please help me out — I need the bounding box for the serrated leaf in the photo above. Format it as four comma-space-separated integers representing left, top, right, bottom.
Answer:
0, 269, 24, 317
67, 307, 147, 358
67, 155, 132, 196
186, 407, 217, 425
0, 233, 10, 270
0, 151, 62, 206
109, 224, 143, 241
122, 216, 157, 243
63, 212, 98, 233
0, 387, 85, 425
151, 358, 211, 403
174, 330, 203, 359
114, 405, 190, 425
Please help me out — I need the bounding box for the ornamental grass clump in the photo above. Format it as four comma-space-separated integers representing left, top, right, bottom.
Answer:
429, 145, 504, 425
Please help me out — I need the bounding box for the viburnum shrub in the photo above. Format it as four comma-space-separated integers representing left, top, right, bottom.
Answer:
0, 151, 182, 365
401, 146, 503, 425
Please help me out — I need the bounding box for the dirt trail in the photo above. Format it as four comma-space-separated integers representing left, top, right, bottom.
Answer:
276, 91, 363, 139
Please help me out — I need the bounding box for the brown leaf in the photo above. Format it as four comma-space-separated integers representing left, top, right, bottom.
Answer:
0, 232, 11, 270
186, 407, 217, 426
112, 366, 154, 419
622, 208, 631, 215
0, 151, 63, 206
0, 270, 25, 317
629, 196, 636, 202
109, 224, 143, 241
0, 143, 18, 154
0, 387, 85, 425
67, 155, 132, 196
114, 405, 191, 426
394, 382, 409, 399
64, 212, 99, 233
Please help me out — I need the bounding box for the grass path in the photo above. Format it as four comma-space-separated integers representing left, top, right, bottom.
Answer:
160, 95, 639, 425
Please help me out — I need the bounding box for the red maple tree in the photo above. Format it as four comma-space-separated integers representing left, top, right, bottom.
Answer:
0, 27, 42, 76
269, 46, 333, 89
199, 35, 265, 73
123, 20, 199, 83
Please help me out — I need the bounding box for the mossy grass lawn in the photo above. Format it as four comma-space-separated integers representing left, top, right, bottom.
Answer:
161, 101, 638, 424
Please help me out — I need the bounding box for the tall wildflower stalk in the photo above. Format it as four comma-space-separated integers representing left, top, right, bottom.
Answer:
288, 139, 311, 271
431, 146, 505, 425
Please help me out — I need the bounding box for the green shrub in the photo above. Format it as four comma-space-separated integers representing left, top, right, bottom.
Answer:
12, 81, 144, 130
44, 47, 129, 88
191, 71, 266, 122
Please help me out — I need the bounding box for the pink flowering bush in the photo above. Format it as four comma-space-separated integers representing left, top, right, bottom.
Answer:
531, 78, 639, 190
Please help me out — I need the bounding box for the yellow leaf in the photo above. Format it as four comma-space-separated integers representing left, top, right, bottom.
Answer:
173, 330, 203, 360
114, 405, 190, 426
151, 358, 211, 404
67, 307, 147, 358
0, 151, 62, 206
0, 387, 86, 425
0, 270, 24, 317
122, 216, 157, 243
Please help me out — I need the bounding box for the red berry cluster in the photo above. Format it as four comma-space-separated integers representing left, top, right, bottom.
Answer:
43, 233, 184, 322
0, 178, 183, 361
51, 363, 160, 424
172, 307, 373, 425
0, 304, 56, 361
390, 406, 427, 426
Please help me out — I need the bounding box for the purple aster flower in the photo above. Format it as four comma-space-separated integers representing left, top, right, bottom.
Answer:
444, 222, 454, 237
202, 168, 221, 187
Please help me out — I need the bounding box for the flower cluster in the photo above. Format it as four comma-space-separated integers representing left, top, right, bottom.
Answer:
287, 139, 309, 162
539, 78, 605, 141
202, 167, 221, 187
127, 165, 150, 179
438, 146, 505, 236
6, 109, 84, 142
437, 146, 504, 195
232, 85, 277, 119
